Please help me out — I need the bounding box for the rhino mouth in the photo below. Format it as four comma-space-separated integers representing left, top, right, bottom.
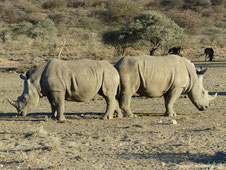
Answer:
198, 107, 204, 111
197, 105, 208, 111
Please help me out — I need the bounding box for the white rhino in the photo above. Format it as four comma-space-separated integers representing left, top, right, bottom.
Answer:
115, 55, 217, 117
9, 59, 122, 121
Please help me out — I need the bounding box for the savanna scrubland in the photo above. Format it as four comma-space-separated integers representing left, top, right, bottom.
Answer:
0, 0, 225, 169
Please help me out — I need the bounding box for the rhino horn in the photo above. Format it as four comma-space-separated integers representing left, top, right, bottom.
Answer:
196, 68, 207, 75
209, 93, 217, 101
8, 99, 19, 108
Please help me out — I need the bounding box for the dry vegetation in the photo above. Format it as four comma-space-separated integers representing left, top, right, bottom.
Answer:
0, 0, 225, 70
0, 0, 225, 169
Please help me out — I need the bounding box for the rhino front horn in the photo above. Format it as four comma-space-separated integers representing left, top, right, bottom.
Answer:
8, 99, 18, 108
209, 93, 217, 101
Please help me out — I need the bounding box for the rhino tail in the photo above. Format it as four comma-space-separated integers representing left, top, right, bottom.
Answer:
116, 81, 121, 102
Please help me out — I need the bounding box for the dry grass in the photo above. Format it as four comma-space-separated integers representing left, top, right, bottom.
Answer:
0, 0, 225, 69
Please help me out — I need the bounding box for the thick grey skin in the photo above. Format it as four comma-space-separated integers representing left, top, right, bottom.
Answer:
115, 55, 217, 117
9, 59, 123, 121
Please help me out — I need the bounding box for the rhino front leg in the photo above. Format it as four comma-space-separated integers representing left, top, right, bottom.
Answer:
50, 92, 66, 121
120, 94, 135, 118
164, 88, 183, 117
47, 95, 57, 119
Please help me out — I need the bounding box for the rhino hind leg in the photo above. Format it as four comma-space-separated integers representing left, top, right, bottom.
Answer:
115, 101, 123, 118
164, 88, 183, 117
120, 94, 136, 118
102, 96, 116, 120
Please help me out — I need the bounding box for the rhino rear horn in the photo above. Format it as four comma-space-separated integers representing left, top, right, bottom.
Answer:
8, 99, 19, 108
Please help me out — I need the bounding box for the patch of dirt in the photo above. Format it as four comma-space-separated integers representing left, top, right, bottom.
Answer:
0, 63, 225, 169
0, 58, 19, 68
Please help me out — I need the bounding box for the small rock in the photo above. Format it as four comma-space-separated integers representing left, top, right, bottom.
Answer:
171, 119, 177, 125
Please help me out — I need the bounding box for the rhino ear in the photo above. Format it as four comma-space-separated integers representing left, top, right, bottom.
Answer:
196, 68, 207, 75
20, 74, 27, 80
26, 70, 31, 79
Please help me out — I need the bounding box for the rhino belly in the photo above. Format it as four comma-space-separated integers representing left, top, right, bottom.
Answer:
137, 87, 165, 98
137, 80, 168, 97
65, 90, 98, 102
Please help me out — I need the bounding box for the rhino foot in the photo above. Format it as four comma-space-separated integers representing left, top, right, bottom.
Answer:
125, 113, 137, 118
102, 114, 113, 120
115, 112, 124, 118
164, 112, 177, 117
49, 115, 57, 120
57, 116, 66, 122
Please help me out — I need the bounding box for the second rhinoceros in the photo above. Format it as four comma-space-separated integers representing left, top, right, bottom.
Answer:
9, 59, 122, 121
115, 55, 217, 117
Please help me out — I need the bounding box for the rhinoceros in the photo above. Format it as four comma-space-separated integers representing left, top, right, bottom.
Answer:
115, 55, 217, 117
9, 59, 122, 121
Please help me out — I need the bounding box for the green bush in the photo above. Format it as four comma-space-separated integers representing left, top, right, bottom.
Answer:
12, 21, 33, 35
115, 11, 185, 54
13, 19, 57, 38
27, 18, 57, 38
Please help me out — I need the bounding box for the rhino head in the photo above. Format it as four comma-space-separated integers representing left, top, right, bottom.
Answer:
188, 69, 217, 111
8, 74, 40, 117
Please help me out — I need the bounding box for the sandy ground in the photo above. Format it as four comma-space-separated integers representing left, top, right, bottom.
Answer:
0, 59, 225, 169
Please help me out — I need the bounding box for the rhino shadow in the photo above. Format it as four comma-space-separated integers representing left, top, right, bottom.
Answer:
116, 151, 225, 164
134, 112, 165, 117
0, 112, 104, 121
209, 92, 226, 96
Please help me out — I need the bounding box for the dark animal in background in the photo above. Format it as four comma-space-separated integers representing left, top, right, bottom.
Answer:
168, 46, 183, 57
204, 48, 214, 61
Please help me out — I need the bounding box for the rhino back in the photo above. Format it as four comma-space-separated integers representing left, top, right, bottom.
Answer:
117, 55, 193, 97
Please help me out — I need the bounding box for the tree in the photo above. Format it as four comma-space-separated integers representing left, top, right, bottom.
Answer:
103, 11, 186, 56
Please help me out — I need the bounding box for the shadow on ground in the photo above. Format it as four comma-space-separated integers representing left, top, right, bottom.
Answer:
117, 151, 225, 164
0, 112, 104, 121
